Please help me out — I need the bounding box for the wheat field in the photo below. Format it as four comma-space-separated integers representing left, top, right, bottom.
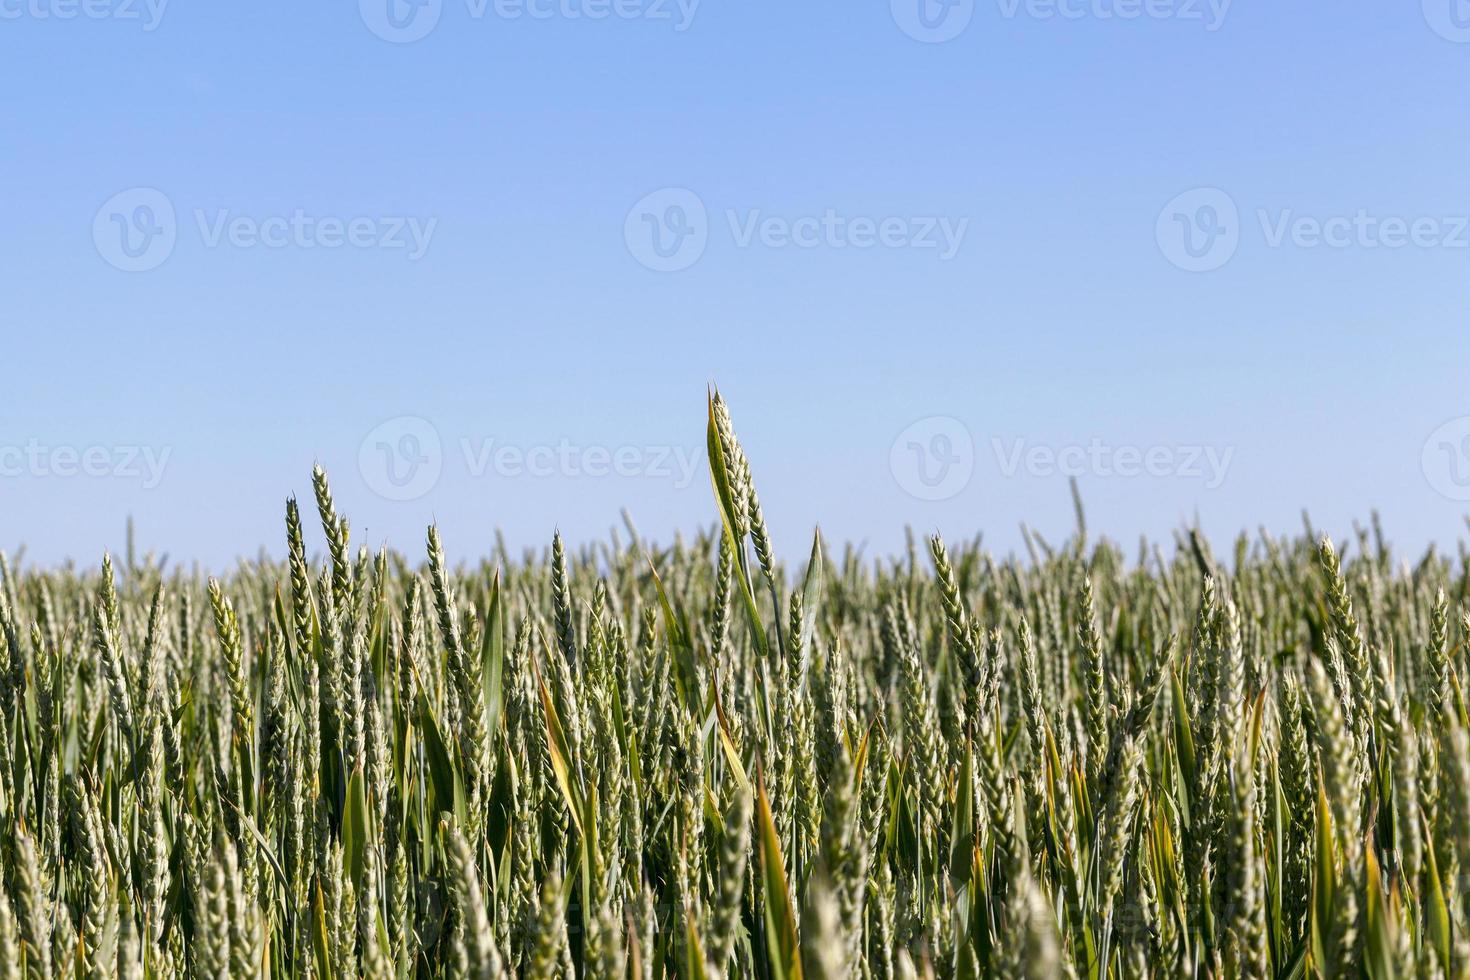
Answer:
0, 392, 1465, 979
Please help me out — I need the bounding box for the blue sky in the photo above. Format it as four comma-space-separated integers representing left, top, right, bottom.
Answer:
3, 0, 1469, 569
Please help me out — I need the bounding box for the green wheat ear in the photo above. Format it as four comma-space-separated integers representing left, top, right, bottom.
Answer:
0, 392, 1463, 980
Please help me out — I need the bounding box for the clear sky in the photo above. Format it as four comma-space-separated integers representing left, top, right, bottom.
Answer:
3, 0, 1470, 570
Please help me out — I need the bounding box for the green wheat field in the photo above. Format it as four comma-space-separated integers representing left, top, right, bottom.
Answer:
0, 392, 1466, 979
